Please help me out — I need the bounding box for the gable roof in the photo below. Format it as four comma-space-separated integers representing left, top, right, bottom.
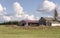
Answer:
24, 20, 38, 23
44, 17, 54, 21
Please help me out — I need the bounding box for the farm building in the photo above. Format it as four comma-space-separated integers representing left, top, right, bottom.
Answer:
51, 22, 60, 26
18, 17, 52, 26
18, 20, 39, 26
39, 17, 53, 26
41, 17, 60, 26
17, 17, 60, 26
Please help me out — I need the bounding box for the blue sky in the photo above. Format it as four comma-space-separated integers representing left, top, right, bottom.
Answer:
0, 0, 59, 25
0, 0, 43, 15
0, 0, 60, 16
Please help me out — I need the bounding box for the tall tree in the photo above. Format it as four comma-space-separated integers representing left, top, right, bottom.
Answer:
54, 9, 58, 21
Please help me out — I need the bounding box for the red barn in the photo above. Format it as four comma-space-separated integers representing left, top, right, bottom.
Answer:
17, 17, 51, 26
18, 20, 39, 26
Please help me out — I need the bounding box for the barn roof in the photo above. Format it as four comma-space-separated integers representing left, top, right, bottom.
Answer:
24, 20, 38, 23
44, 17, 54, 21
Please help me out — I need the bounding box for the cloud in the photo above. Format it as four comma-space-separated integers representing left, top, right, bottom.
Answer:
0, 4, 4, 12
13, 2, 24, 15
0, 4, 11, 23
2, 16, 11, 21
0, 2, 39, 23
13, 2, 38, 20
0, 4, 7, 15
38, 0, 56, 12
45, 0, 48, 1
0, 16, 11, 23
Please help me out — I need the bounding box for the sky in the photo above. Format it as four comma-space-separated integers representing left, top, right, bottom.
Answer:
0, 0, 60, 23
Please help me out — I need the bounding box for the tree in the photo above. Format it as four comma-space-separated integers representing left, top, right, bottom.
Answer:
54, 9, 58, 21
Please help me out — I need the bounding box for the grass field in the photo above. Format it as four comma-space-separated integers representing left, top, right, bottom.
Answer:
0, 25, 60, 38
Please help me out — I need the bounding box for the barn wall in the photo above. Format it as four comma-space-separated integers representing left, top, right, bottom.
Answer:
51, 23, 60, 26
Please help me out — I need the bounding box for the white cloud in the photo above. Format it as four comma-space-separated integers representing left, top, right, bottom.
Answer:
25, 14, 36, 20
13, 2, 38, 20
2, 16, 11, 21
45, 0, 48, 1
0, 4, 4, 12
38, 0, 56, 12
13, 2, 24, 15
0, 4, 7, 15
0, 15, 11, 23
0, 2, 39, 23
0, 4, 11, 23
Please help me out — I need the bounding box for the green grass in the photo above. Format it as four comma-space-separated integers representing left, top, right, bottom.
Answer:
0, 25, 60, 38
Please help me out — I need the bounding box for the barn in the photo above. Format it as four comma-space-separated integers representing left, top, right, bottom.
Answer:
39, 17, 52, 26
18, 20, 39, 26
17, 17, 52, 26
51, 22, 60, 26
44, 17, 60, 26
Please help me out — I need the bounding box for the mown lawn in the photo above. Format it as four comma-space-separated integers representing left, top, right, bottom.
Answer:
0, 25, 60, 38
